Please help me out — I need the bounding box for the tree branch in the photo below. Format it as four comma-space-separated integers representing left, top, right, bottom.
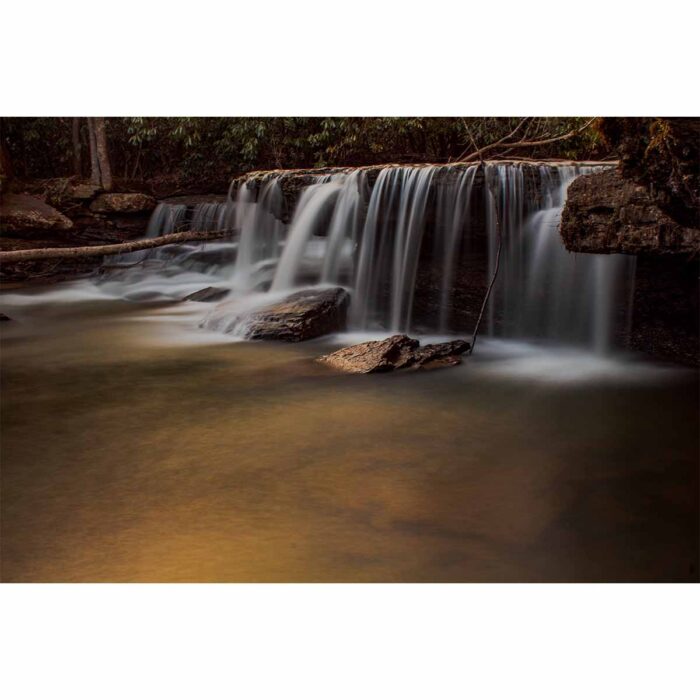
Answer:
468, 183, 502, 355
462, 118, 596, 163
457, 117, 531, 162
460, 118, 484, 164
0, 229, 234, 264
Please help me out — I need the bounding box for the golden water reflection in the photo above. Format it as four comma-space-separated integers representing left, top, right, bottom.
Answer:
1, 300, 698, 582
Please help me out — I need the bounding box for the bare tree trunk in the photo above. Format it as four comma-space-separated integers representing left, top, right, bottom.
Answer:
0, 229, 234, 263
71, 118, 82, 177
87, 117, 101, 187
93, 117, 113, 191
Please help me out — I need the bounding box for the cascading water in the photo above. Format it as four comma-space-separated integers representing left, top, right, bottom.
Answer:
350, 166, 441, 331
321, 170, 367, 285
484, 164, 636, 352
231, 176, 286, 292
270, 173, 357, 291
190, 201, 232, 232
434, 165, 480, 332
109, 202, 187, 265
104, 161, 636, 353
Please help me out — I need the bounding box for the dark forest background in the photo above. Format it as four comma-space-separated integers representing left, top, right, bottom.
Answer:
1, 117, 603, 183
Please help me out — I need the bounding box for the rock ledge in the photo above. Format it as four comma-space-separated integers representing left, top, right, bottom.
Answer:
561, 169, 699, 255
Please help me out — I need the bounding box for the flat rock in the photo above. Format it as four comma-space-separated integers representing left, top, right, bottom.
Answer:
183, 286, 230, 302
89, 193, 157, 214
318, 334, 470, 373
0, 193, 74, 233
203, 287, 350, 341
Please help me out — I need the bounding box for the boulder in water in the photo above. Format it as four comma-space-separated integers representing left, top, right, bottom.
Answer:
183, 286, 230, 302
0, 312, 12, 322
317, 334, 470, 373
408, 339, 472, 368
205, 287, 350, 341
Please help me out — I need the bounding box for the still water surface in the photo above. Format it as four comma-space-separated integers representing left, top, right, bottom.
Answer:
1, 288, 698, 581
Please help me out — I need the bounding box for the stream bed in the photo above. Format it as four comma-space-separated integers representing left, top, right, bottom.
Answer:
1, 286, 698, 582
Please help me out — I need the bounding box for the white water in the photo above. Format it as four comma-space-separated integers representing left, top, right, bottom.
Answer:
484, 164, 636, 352
232, 177, 285, 292
4, 162, 640, 356
271, 175, 344, 291
109, 202, 187, 265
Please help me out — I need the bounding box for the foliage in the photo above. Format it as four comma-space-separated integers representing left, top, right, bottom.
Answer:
1, 117, 75, 177
1, 117, 606, 182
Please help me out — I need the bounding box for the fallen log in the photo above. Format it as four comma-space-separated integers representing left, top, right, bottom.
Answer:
0, 229, 234, 264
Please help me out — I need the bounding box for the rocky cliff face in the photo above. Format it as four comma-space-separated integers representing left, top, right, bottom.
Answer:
560, 169, 699, 255
558, 166, 698, 366
596, 118, 699, 228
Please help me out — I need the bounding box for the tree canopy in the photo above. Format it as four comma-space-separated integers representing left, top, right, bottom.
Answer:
1, 117, 604, 183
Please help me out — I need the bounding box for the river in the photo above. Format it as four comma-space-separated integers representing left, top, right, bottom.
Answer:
1, 286, 697, 582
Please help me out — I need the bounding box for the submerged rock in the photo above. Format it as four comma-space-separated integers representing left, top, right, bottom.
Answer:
183, 286, 230, 302
317, 334, 470, 373
205, 287, 350, 341
0, 313, 12, 322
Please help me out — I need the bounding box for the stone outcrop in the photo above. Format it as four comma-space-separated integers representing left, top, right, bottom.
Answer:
0, 194, 74, 235
1, 182, 163, 281
318, 334, 470, 373
89, 193, 157, 214
560, 169, 700, 255
234, 160, 591, 224
204, 287, 350, 341
596, 118, 700, 228
5, 179, 160, 243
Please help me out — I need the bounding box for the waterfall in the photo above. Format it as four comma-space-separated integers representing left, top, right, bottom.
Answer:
127, 161, 636, 353
109, 202, 188, 265
434, 165, 479, 332
270, 175, 347, 291
231, 176, 285, 292
388, 167, 436, 330
350, 166, 439, 331
321, 170, 367, 285
190, 202, 232, 232
484, 164, 636, 352
351, 167, 403, 329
